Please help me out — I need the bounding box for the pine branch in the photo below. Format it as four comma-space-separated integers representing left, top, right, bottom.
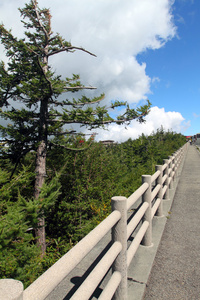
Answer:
46, 118, 135, 125
48, 46, 97, 57
63, 86, 97, 91
48, 130, 76, 136
49, 95, 102, 107
50, 140, 93, 152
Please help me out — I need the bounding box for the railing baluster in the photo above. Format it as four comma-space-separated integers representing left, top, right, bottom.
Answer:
0, 279, 23, 300
168, 155, 173, 189
155, 165, 163, 217
141, 175, 152, 246
111, 196, 127, 300
163, 159, 170, 200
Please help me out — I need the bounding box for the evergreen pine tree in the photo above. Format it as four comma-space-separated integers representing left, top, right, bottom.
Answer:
0, 0, 151, 255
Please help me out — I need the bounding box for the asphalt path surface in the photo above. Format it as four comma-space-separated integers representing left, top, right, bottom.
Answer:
143, 145, 200, 300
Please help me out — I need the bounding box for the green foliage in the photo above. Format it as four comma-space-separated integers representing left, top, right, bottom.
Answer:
46, 141, 128, 243
0, 129, 186, 287
0, 166, 37, 287
0, 163, 61, 287
45, 129, 186, 246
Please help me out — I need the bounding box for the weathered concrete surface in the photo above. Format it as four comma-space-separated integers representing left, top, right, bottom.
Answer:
143, 145, 200, 300
127, 146, 186, 300
0, 279, 24, 300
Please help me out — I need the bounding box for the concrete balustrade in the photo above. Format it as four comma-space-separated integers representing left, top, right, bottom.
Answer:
111, 196, 128, 300
155, 165, 163, 217
141, 175, 152, 247
2, 143, 188, 300
0, 279, 24, 300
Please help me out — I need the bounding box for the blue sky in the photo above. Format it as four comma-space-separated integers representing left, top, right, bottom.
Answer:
0, 0, 199, 141
138, 0, 200, 137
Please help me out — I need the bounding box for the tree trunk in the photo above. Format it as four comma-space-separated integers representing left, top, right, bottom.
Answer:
34, 139, 47, 256
34, 43, 49, 256
34, 94, 48, 256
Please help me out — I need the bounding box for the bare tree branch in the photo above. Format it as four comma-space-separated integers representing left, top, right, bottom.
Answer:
63, 86, 97, 91
33, 0, 49, 42
48, 130, 76, 136
48, 46, 97, 57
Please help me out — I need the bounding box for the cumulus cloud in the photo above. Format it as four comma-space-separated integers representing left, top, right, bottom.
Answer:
0, 0, 187, 141
92, 107, 189, 142
47, 0, 176, 104
0, 0, 176, 101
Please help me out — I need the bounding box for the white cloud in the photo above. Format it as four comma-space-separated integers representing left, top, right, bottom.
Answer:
47, 0, 176, 104
193, 113, 200, 118
152, 77, 160, 84
0, 0, 187, 141
92, 106, 189, 142
0, 0, 176, 102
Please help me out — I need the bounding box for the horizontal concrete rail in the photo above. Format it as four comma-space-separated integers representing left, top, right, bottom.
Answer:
151, 198, 161, 219
3, 143, 188, 300
127, 221, 149, 268
127, 182, 149, 210
162, 184, 168, 196
151, 170, 160, 183
162, 173, 168, 184
98, 271, 122, 300
151, 184, 161, 201
23, 210, 121, 300
70, 242, 122, 300
127, 202, 149, 239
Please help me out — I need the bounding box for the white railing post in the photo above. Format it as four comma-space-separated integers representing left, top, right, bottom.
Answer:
178, 148, 183, 174
168, 156, 173, 189
163, 159, 170, 200
111, 196, 127, 300
174, 150, 179, 179
155, 165, 163, 217
0, 279, 24, 300
171, 154, 175, 181
141, 175, 152, 246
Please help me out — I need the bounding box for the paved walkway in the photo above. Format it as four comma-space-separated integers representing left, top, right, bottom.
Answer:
143, 145, 200, 300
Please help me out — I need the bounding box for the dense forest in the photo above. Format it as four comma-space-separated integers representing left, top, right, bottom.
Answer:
0, 129, 186, 287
